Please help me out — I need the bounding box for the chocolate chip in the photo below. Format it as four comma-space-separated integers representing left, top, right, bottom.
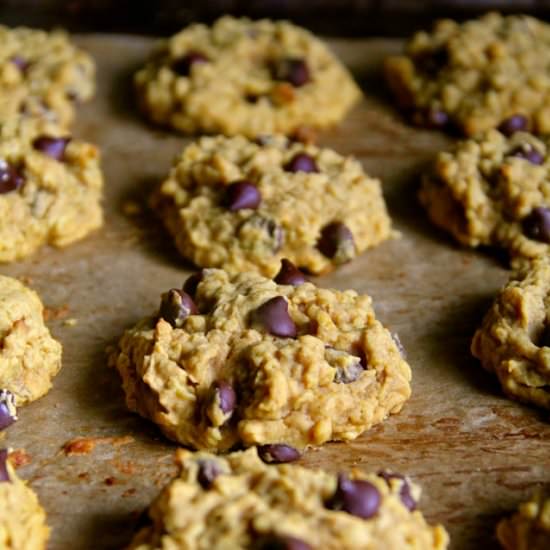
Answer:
197, 460, 222, 489
329, 474, 381, 519
377, 471, 417, 511
271, 58, 310, 87
325, 348, 364, 384
509, 145, 545, 165
225, 180, 261, 211
251, 296, 297, 338
0, 390, 17, 431
172, 51, 209, 76
274, 259, 307, 286
284, 153, 319, 173
498, 114, 529, 136
334, 359, 364, 384
391, 333, 407, 359
0, 449, 9, 483
10, 56, 28, 72
0, 161, 24, 194
317, 222, 355, 264
32, 136, 71, 162
183, 271, 203, 297
256, 535, 312, 550
258, 444, 301, 464
523, 207, 550, 243
425, 108, 449, 129
159, 289, 198, 328
213, 380, 236, 415
238, 215, 284, 253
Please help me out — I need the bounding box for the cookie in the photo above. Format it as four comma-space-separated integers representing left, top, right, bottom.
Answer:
109, 267, 411, 452
0, 26, 95, 130
471, 259, 550, 409
134, 16, 361, 137
0, 449, 49, 549
0, 275, 62, 405
419, 129, 550, 267
128, 447, 449, 550
385, 13, 550, 136
0, 130, 103, 263
151, 135, 393, 276
497, 489, 550, 550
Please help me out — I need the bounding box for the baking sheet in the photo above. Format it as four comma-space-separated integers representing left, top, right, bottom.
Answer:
2, 34, 549, 549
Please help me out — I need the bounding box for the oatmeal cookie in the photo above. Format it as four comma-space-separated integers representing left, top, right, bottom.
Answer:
134, 16, 361, 137
471, 259, 550, 409
385, 13, 550, 136
0, 276, 62, 405
420, 129, 550, 266
128, 447, 448, 550
109, 267, 411, 452
151, 134, 392, 277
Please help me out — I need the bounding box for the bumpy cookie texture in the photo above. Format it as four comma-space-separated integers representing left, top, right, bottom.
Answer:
128, 447, 449, 550
497, 489, 550, 550
110, 268, 411, 451
0, 26, 95, 131
151, 135, 392, 276
0, 276, 62, 405
0, 130, 103, 262
420, 130, 550, 266
0, 450, 49, 550
385, 13, 550, 136
134, 16, 361, 137
471, 259, 550, 409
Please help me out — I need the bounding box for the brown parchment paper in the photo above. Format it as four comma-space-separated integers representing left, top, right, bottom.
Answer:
1, 35, 549, 550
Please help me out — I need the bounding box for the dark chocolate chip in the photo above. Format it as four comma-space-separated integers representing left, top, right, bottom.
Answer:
0, 449, 9, 483
317, 222, 355, 264
225, 180, 261, 211
172, 51, 209, 76
425, 108, 449, 129
32, 135, 71, 162
334, 359, 364, 384
0, 162, 24, 194
251, 296, 297, 338
498, 114, 529, 136
0, 390, 17, 431
258, 444, 301, 464
377, 470, 417, 511
284, 153, 319, 173
509, 145, 545, 165
212, 381, 236, 415
238, 215, 284, 253
271, 58, 310, 87
183, 271, 203, 297
10, 56, 28, 72
159, 289, 198, 328
256, 535, 312, 550
197, 460, 222, 489
391, 333, 407, 359
523, 207, 550, 243
274, 259, 307, 286
329, 473, 381, 519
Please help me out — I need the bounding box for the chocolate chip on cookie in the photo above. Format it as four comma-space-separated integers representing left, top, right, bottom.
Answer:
197, 460, 222, 489
317, 222, 355, 264
225, 180, 261, 211
378, 470, 417, 511
329, 474, 381, 519
10, 55, 29, 72
0, 390, 17, 431
271, 57, 310, 87
498, 114, 529, 137
284, 153, 318, 173
509, 145, 545, 165
274, 259, 307, 286
251, 296, 297, 338
258, 444, 301, 464
523, 207, 550, 243
159, 289, 198, 328
0, 161, 24, 194
32, 136, 71, 161
172, 51, 209, 76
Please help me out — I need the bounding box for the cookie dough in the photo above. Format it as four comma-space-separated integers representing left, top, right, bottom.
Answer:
497, 489, 550, 550
420, 129, 550, 267
151, 135, 393, 276
128, 447, 449, 550
0, 275, 62, 405
0, 131, 103, 263
471, 259, 550, 409
109, 267, 411, 452
134, 16, 361, 137
0, 26, 95, 131
0, 449, 49, 550
385, 13, 550, 136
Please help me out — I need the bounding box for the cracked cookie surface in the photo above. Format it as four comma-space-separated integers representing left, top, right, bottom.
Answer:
0, 276, 62, 406
0, 26, 95, 131
134, 16, 361, 137
0, 130, 103, 263
420, 129, 550, 267
109, 268, 411, 452
471, 259, 550, 409
385, 13, 550, 136
151, 134, 392, 277
128, 447, 448, 550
